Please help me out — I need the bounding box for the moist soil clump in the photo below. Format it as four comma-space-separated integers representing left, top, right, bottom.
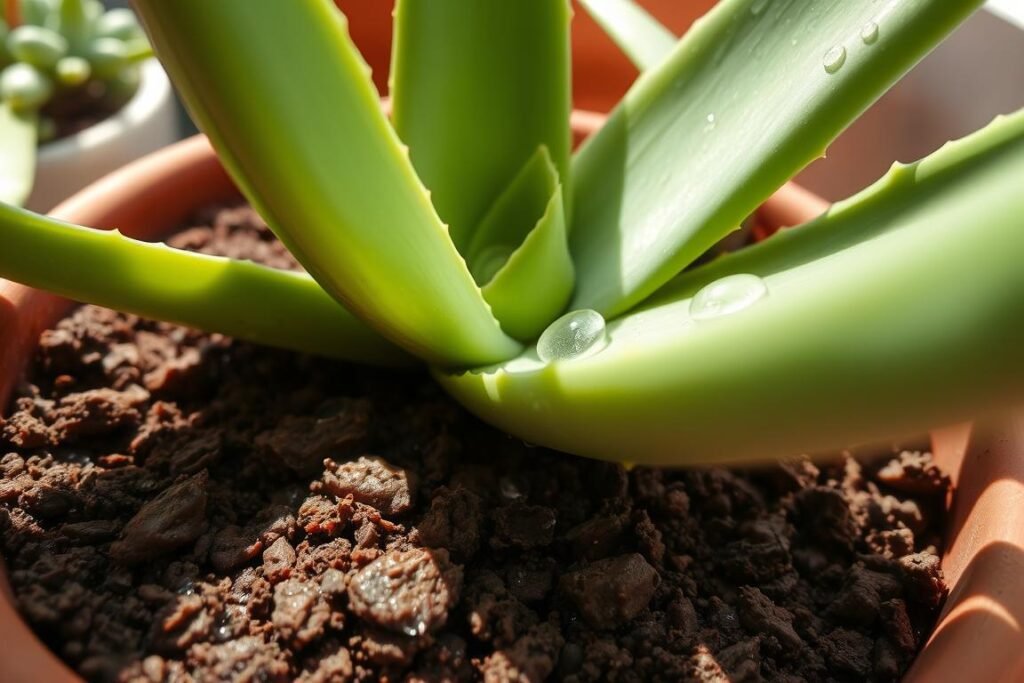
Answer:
1, 204, 950, 682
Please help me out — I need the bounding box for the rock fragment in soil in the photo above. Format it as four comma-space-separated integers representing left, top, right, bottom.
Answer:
110, 471, 209, 564
559, 553, 660, 629
347, 548, 462, 636
321, 455, 415, 517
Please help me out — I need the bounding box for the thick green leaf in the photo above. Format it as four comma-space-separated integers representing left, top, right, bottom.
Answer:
439, 110, 1024, 465
390, 0, 572, 251
0, 203, 409, 365
133, 0, 520, 368
0, 103, 36, 206
468, 147, 574, 342
569, 0, 983, 319
577, 0, 676, 71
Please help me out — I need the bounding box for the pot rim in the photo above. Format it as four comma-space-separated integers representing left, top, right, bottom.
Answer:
0, 113, 1016, 683
36, 59, 172, 164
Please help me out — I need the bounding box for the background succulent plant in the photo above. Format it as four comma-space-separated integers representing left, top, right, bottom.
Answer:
0, 0, 150, 204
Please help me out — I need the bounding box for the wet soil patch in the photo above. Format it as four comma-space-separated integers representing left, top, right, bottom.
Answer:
1, 204, 949, 681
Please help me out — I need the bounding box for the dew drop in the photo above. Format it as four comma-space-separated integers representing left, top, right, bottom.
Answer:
860, 21, 879, 45
822, 44, 846, 74
750, 0, 770, 16
537, 309, 608, 363
690, 274, 768, 321
499, 476, 524, 500
704, 113, 717, 132
472, 245, 512, 285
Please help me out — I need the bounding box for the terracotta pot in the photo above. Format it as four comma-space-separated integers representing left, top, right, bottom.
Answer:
1, 114, 1021, 681
335, 0, 713, 111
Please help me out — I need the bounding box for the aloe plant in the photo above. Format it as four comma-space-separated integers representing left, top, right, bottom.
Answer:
1, 0, 1020, 466
0, 0, 152, 205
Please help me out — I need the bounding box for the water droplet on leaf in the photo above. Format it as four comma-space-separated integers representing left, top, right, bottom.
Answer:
690, 274, 768, 321
860, 21, 879, 44
822, 45, 846, 74
537, 309, 608, 363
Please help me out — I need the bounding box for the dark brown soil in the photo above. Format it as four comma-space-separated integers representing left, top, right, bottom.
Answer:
41, 81, 132, 142
1, 204, 950, 682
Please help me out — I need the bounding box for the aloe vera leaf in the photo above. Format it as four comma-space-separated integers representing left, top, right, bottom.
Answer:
468, 147, 574, 342
577, 0, 676, 71
0, 204, 410, 365
0, 102, 35, 206
438, 110, 1024, 465
390, 0, 572, 251
569, 0, 984, 319
132, 0, 520, 368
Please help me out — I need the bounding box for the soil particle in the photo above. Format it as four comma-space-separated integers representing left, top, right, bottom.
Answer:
899, 551, 948, 609
272, 577, 331, 649
827, 562, 904, 626
822, 627, 874, 678
347, 547, 463, 636
0, 203, 951, 682
109, 471, 209, 565
736, 585, 803, 653
559, 553, 660, 629
417, 485, 484, 560
563, 513, 627, 561
479, 622, 564, 683
262, 536, 297, 583
255, 401, 369, 476
493, 501, 557, 550
876, 450, 951, 495
321, 454, 414, 517
795, 485, 860, 553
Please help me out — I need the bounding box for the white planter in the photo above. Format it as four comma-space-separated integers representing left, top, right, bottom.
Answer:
26, 58, 179, 212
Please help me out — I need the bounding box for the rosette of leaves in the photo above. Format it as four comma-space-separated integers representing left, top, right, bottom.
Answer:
1, 0, 1022, 466
0, 0, 151, 205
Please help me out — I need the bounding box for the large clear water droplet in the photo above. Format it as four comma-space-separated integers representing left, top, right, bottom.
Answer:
822, 45, 846, 74
860, 21, 879, 45
537, 309, 608, 362
690, 274, 768, 321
